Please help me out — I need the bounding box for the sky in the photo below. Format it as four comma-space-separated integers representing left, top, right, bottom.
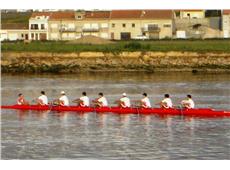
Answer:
1, 0, 230, 10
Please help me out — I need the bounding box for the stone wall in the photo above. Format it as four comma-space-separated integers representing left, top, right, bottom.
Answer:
1, 51, 230, 73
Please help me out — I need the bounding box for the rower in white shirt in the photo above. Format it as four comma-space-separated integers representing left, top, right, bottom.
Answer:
36, 91, 48, 105
58, 91, 69, 106
160, 94, 173, 109
140, 93, 151, 108
119, 93, 131, 108
73, 92, 90, 107
93, 92, 108, 107
181, 94, 195, 109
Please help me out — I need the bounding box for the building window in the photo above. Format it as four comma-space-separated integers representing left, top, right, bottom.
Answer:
31, 24, 38, 30
132, 23, 135, 28
41, 24, 45, 29
21, 34, 24, 38
112, 23, 115, 28
163, 24, 171, 28
101, 23, 108, 28
122, 23, 126, 28
92, 23, 99, 29
31, 33, 34, 39
77, 15, 82, 19
148, 24, 159, 31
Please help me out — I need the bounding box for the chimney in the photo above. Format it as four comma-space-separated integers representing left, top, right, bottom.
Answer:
141, 10, 146, 17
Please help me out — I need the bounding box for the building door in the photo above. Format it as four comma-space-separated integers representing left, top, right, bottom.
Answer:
40, 33, 47, 40
25, 34, 28, 40
35, 33, 38, 40
120, 32, 131, 40
149, 32, 159, 39
111, 32, 114, 40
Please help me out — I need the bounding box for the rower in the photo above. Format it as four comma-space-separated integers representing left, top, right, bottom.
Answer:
93, 92, 108, 107
36, 91, 48, 105
58, 91, 69, 106
17, 93, 29, 105
140, 93, 151, 108
73, 92, 90, 107
160, 94, 173, 109
119, 93, 131, 108
181, 94, 195, 109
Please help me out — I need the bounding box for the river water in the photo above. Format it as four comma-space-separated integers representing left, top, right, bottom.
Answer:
1, 72, 230, 159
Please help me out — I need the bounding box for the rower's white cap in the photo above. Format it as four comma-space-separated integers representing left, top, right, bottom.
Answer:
61, 91, 65, 95
122, 93, 127, 96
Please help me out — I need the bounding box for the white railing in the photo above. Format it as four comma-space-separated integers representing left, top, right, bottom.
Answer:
59, 27, 76, 32
141, 27, 160, 32
82, 27, 99, 32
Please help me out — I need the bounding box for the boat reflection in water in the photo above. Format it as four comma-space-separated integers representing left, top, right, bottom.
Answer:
16, 110, 50, 120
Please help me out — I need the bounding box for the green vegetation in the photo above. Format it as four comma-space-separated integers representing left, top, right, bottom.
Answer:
2, 39, 230, 53
1, 12, 32, 24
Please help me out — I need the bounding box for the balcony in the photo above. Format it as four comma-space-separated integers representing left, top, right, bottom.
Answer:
59, 27, 76, 32
100, 27, 109, 32
82, 27, 100, 32
141, 27, 161, 33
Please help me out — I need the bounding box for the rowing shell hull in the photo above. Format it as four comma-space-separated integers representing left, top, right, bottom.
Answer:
1, 105, 230, 117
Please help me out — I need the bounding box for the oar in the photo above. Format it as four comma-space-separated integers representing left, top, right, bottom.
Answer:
131, 104, 140, 116
178, 105, 184, 117
31, 99, 36, 104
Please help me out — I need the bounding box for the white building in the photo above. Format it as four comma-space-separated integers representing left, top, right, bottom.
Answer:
0, 23, 29, 41
179, 10, 205, 19
222, 10, 230, 38
29, 12, 51, 40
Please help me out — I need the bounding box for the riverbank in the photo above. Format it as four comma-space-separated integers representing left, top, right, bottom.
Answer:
2, 40, 230, 53
2, 51, 230, 73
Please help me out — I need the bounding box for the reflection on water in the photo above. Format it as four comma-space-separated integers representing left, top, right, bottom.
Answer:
1, 72, 230, 159
2, 109, 230, 159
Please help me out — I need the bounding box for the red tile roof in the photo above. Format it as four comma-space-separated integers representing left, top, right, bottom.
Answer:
31, 11, 75, 20
140, 10, 173, 19
223, 10, 230, 15
49, 12, 75, 20
110, 10, 142, 19
85, 11, 110, 19
110, 10, 172, 19
179, 10, 204, 12
30, 10, 173, 21
31, 12, 52, 18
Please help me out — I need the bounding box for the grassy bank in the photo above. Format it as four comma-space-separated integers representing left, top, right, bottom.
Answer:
2, 39, 230, 53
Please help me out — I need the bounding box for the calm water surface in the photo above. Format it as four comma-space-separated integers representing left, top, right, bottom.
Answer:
1, 72, 230, 159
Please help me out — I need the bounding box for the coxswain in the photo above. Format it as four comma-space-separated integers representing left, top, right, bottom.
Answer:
181, 94, 195, 109
73, 92, 90, 107
160, 94, 173, 109
36, 91, 48, 105
140, 93, 151, 108
93, 92, 108, 107
119, 93, 131, 108
17, 93, 29, 105
58, 91, 69, 106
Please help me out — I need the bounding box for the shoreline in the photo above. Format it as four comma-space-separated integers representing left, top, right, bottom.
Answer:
2, 51, 230, 73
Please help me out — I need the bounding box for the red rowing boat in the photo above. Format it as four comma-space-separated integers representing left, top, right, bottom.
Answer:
1, 105, 230, 117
